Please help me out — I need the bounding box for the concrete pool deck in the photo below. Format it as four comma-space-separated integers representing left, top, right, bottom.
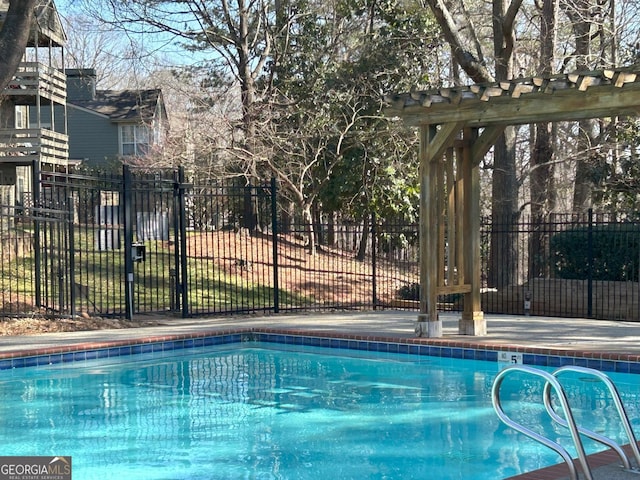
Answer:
1, 310, 640, 479
2, 310, 640, 356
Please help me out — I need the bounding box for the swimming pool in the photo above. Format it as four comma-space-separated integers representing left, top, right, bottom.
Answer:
1, 341, 639, 479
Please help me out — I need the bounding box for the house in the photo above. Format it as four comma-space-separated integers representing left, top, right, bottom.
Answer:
64, 69, 169, 169
0, 0, 168, 211
0, 0, 68, 206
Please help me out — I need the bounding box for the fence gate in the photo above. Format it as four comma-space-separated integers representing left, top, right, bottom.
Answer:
0, 182, 74, 317
123, 167, 183, 317
181, 178, 277, 316
33, 203, 74, 314
0, 167, 185, 319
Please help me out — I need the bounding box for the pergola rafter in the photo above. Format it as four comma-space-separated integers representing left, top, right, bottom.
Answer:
385, 69, 640, 337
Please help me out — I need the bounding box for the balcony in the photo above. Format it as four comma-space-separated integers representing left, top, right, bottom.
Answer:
3, 62, 66, 105
0, 128, 68, 166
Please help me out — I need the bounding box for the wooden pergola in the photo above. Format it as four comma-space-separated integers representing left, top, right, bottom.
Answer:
385, 69, 640, 337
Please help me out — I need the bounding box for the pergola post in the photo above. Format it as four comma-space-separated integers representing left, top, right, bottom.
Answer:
459, 128, 485, 335
416, 125, 441, 337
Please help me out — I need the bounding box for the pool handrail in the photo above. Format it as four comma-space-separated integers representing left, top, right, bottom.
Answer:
543, 365, 640, 473
492, 365, 593, 480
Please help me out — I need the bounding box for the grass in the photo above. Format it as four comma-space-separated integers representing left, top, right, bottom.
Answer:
1, 226, 314, 316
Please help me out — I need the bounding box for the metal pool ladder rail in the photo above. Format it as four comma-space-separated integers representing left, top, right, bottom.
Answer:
492, 365, 640, 480
545, 366, 640, 474
492, 365, 593, 480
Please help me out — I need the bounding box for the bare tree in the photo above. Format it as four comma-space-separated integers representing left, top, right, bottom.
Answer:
260, 94, 364, 254
61, 13, 140, 89
529, 0, 557, 277
80, 0, 274, 162
559, 0, 618, 212
262, 0, 437, 254
140, 68, 241, 176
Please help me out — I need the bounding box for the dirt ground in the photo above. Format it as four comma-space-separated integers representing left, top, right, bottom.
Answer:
0, 314, 162, 336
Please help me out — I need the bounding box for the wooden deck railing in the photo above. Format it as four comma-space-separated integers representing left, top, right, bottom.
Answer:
3, 62, 66, 104
0, 128, 68, 165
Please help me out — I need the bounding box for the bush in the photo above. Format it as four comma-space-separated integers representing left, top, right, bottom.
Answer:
397, 282, 420, 300
551, 224, 640, 281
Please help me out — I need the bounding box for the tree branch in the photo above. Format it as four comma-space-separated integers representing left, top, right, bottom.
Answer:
426, 0, 494, 83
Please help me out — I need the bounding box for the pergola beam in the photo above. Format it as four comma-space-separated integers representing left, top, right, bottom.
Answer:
387, 71, 640, 128
421, 121, 465, 163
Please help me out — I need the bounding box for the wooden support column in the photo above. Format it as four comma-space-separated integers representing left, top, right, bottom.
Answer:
417, 124, 441, 337
386, 69, 640, 338
416, 122, 464, 337
459, 128, 486, 335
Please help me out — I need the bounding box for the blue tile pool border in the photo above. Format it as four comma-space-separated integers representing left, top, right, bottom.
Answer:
0, 328, 639, 374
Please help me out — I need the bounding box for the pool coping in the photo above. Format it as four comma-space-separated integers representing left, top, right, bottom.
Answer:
506, 445, 640, 480
2, 326, 640, 372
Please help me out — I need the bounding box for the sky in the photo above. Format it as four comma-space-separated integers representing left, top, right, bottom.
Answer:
54, 0, 204, 72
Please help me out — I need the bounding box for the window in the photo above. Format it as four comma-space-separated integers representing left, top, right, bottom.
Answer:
15, 106, 25, 128
120, 124, 150, 156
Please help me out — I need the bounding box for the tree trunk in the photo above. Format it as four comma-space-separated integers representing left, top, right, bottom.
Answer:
313, 205, 324, 247
487, 130, 519, 288
529, 121, 555, 278
486, 0, 520, 289
529, 0, 557, 278
564, 0, 601, 212
280, 201, 294, 235
327, 211, 336, 247
0, 0, 38, 90
572, 119, 599, 211
302, 204, 316, 255
356, 214, 370, 261
426, 0, 523, 290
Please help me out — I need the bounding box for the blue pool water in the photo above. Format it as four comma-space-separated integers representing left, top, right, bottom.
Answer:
1, 343, 640, 480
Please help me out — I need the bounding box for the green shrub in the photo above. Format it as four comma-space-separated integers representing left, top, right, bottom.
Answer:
397, 282, 420, 300
551, 224, 640, 281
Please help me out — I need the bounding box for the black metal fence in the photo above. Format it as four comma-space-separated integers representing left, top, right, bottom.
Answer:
1, 166, 640, 322
481, 212, 640, 320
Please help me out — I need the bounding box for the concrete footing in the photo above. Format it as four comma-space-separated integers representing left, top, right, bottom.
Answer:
458, 311, 486, 336
415, 313, 442, 338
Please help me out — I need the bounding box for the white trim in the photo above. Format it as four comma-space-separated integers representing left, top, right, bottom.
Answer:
67, 103, 111, 119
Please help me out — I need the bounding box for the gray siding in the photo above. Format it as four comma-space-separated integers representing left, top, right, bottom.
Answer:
67, 106, 120, 167
30, 105, 120, 168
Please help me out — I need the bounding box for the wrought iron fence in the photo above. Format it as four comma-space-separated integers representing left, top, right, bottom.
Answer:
481, 211, 640, 320
0, 202, 73, 315
1, 166, 640, 322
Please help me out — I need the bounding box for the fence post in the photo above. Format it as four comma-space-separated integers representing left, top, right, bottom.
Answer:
123, 165, 134, 320
371, 212, 377, 310
271, 177, 279, 313
68, 197, 76, 318
178, 166, 189, 318
587, 208, 593, 318
32, 159, 42, 307
171, 170, 179, 313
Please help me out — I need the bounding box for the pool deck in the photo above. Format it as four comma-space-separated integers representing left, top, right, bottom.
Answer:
2, 310, 640, 480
